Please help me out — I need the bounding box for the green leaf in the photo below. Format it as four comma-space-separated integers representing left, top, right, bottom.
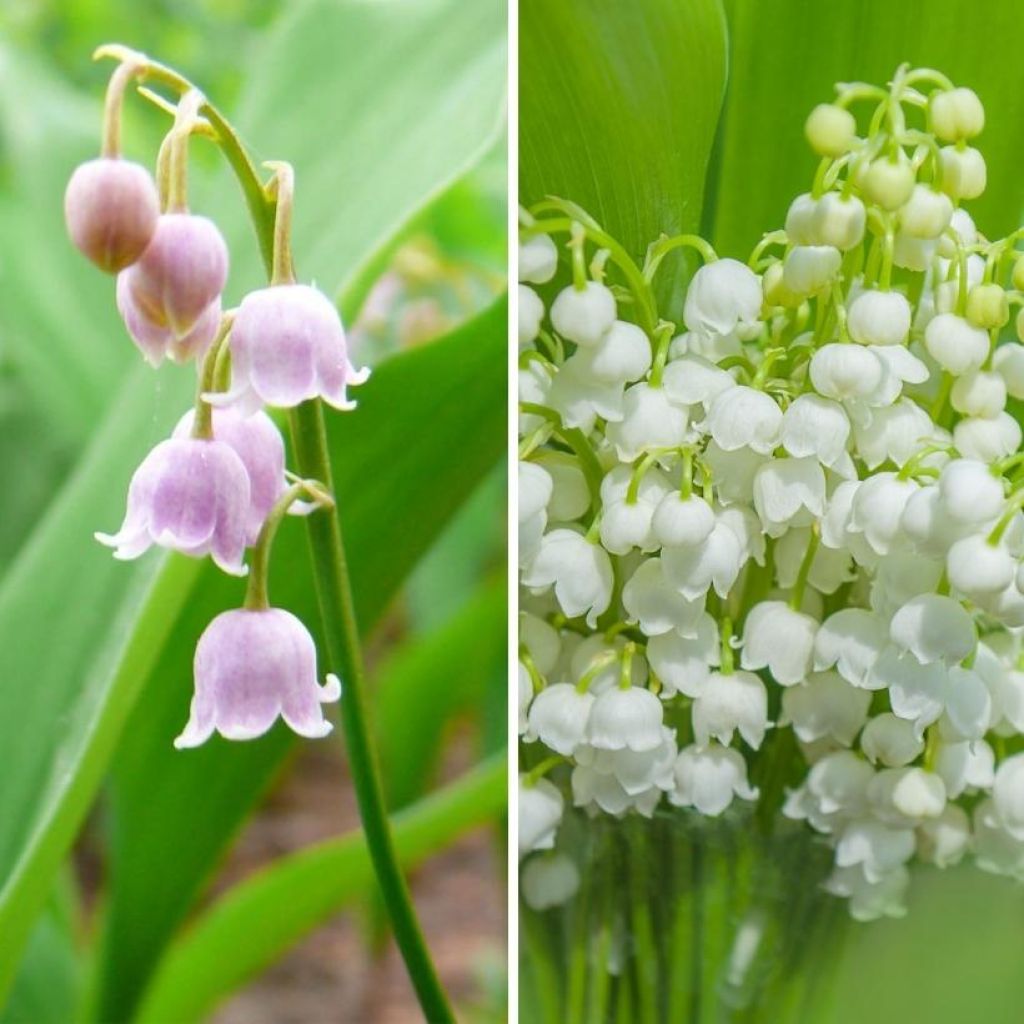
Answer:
0, 0, 505, 1004
95, 298, 507, 1021
519, 0, 728, 318
707, 0, 1024, 258
134, 754, 507, 1024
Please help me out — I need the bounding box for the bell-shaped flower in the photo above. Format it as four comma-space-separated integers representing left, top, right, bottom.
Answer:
570, 635, 648, 695
780, 394, 851, 472
605, 383, 691, 461
521, 853, 580, 911
621, 557, 705, 637
917, 805, 971, 868
518, 663, 533, 736
702, 442, 769, 504
651, 492, 715, 548
550, 281, 616, 346
860, 713, 925, 767
645, 615, 719, 698
546, 350, 625, 432
992, 342, 1024, 399
598, 464, 670, 555
586, 321, 652, 383
576, 727, 677, 799
783, 245, 841, 295
810, 343, 883, 402
868, 553, 944, 620
518, 285, 544, 347
785, 750, 874, 833
521, 528, 613, 626
518, 775, 564, 858
951, 369, 1007, 419
752, 456, 826, 536
780, 670, 870, 745
993, 753, 1024, 840
868, 345, 931, 407
518, 233, 558, 284
518, 461, 553, 568
704, 385, 782, 454
836, 818, 916, 882
868, 766, 946, 823
813, 608, 889, 688
542, 456, 591, 522
587, 685, 664, 752
661, 353, 736, 408
889, 593, 976, 665
174, 607, 340, 747
683, 258, 761, 337
813, 192, 866, 250
692, 670, 768, 749
899, 184, 953, 239
953, 413, 1022, 463
173, 406, 290, 546
526, 682, 594, 756
661, 518, 744, 600
118, 274, 221, 366
96, 436, 250, 576
571, 761, 663, 818
121, 212, 228, 338
848, 289, 912, 346
669, 743, 758, 816
520, 612, 561, 678
934, 737, 995, 798
900, 486, 974, 558
741, 600, 817, 685
847, 472, 917, 555
824, 864, 909, 922
213, 284, 369, 414
947, 533, 1014, 598
938, 460, 1004, 524
973, 798, 1024, 879
519, 359, 553, 433
775, 528, 852, 595
852, 400, 937, 470
924, 312, 989, 375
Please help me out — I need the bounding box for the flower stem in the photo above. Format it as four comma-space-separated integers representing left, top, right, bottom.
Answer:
243, 482, 309, 610
100, 56, 143, 157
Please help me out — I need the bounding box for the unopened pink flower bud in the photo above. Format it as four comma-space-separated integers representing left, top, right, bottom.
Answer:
212, 284, 369, 415
95, 435, 250, 575
174, 607, 341, 747
117, 272, 221, 366
122, 212, 229, 338
173, 406, 289, 544
64, 158, 160, 273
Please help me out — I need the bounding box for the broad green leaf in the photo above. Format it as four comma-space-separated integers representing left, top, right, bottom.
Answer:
0, 0, 505, 1003
519, 0, 727, 319
707, 0, 1024, 258
133, 754, 506, 1024
95, 298, 507, 1021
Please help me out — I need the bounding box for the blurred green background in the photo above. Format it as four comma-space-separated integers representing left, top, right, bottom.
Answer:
521, 0, 1024, 1020
0, 1, 507, 1021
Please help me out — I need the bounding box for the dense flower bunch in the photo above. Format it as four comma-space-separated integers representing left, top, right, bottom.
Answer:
518, 66, 1024, 920
67, 49, 367, 748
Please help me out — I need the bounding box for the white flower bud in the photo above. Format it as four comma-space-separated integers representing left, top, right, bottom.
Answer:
521, 529, 613, 626
519, 285, 544, 347
588, 686, 664, 752
924, 313, 989, 376
651, 492, 715, 547
862, 153, 915, 210
704, 385, 782, 454
938, 459, 1004, 523
588, 320, 652, 382
521, 852, 580, 909
966, 283, 1010, 330
917, 804, 971, 867
780, 670, 870, 744
785, 193, 818, 244
519, 461, 553, 568
950, 369, 1007, 418
953, 413, 1022, 463
741, 600, 817, 686
527, 683, 594, 755
861, 713, 924, 767
814, 192, 866, 250
684, 258, 762, 337
692, 670, 768, 749
670, 743, 758, 816
898, 184, 953, 239
519, 233, 559, 284
518, 775, 564, 858
646, 616, 719, 698
993, 753, 1024, 840
810, 343, 883, 401
946, 534, 1014, 597
937, 208, 979, 259
752, 456, 826, 536
762, 260, 801, 308
892, 232, 936, 272
939, 145, 987, 200
992, 343, 1024, 399
930, 87, 985, 142
805, 103, 857, 156
550, 281, 617, 346
848, 472, 917, 555
542, 456, 590, 523
847, 289, 912, 346
783, 245, 841, 295
889, 593, 976, 666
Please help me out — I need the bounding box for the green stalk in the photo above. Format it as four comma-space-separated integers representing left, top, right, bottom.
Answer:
95, 44, 454, 1022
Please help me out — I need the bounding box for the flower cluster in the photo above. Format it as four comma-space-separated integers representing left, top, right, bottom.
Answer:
68, 51, 367, 748
518, 66, 1024, 919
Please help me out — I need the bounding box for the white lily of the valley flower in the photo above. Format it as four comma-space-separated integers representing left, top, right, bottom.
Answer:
520, 612, 560, 677
521, 852, 580, 910
953, 413, 1023, 463
993, 753, 1024, 840
810, 343, 883, 401
570, 635, 647, 695
587, 320, 652, 383
852, 400, 936, 469
938, 458, 1004, 524
518, 285, 544, 347
605, 382, 691, 461
899, 184, 953, 239
598, 464, 670, 555
924, 312, 989, 375
780, 670, 871, 745
752, 456, 826, 536
741, 600, 817, 686
622, 557, 706, 637
518, 233, 558, 283
950, 370, 1007, 418
546, 352, 625, 433
670, 743, 758, 816
692, 670, 768, 749
934, 737, 995, 798
550, 281, 617, 346
860, 713, 925, 767
683, 258, 762, 337
824, 864, 909, 922
783, 245, 841, 295
848, 289, 911, 346
774, 528, 852, 594
900, 487, 974, 558
847, 472, 917, 555
661, 519, 744, 600
646, 615, 720, 698
702, 442, 770, 504
704, 385, 782, 454
587, 686, 664, 752
836, 819, 915, 882
917, 805, 971, 867
527, 683, 595, 756
992, 342, 1024, 399
814, 192, 866, 250
541, 455, 591, 523
519, 776, 564, 858
946, 534, 1014, 598
519, 461, 553, 568
651, 492, 715, 547
785, 750, 873, 831
780, 394, 851, 470
661, 353, 736, 407
522, 529, 613, 626
813, 608, 889, 688
889, 593, 976, 665
974, 798, 1024, 879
